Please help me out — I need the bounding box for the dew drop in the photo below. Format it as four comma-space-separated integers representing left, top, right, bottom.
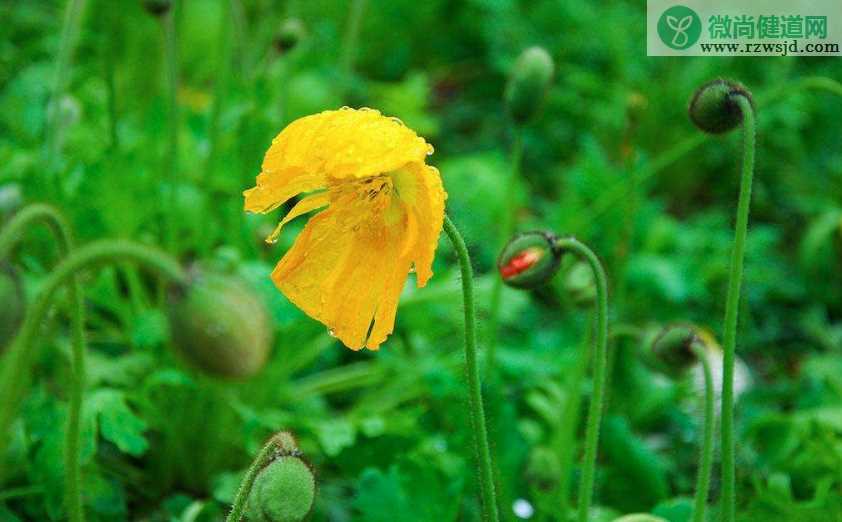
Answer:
408, 263, 416, 274
327, 329, 337, 338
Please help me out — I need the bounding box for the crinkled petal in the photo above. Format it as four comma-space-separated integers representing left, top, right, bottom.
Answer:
243, 108, 432, 214
400, 163, 447, 287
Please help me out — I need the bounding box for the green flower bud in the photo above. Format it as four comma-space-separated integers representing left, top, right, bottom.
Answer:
650, 323, 699, 376
498, 231, 562, 289
504, 47, 555, 124
612, 515, 668, 522
143, 0, 171, 16
274, 18, 307, 54
688, 78, 754, 134
167, 272, 273, 379
270, 431, 301, 456
246, 456, 316, 522
0, 263, 24, 352
562, 260, 596, 307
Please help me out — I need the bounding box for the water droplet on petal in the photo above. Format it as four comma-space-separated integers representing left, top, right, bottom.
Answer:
408, 264, 416, 274
327, 329, 337, 338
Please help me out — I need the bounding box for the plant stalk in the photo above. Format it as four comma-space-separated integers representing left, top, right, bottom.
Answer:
226, 435, 281, 522
720, 93, 756, 522
691, 342, 715, 522
442, 215, 500, 522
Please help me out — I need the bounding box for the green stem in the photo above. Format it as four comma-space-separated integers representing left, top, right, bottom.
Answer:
553, 238, 609, 522
0, 204, 85, 522
103, 1, 119, 152
486, 130, 523, 378
340, 0, 367, 79
691, 342, 715, 522
442, 215, 500, 522
720, 94, 756, 522
45, 0, 87, 180
162, 3, 180, 252
557, 327, 590, 520
0, 240, 186, 473
226, 436, 281, 522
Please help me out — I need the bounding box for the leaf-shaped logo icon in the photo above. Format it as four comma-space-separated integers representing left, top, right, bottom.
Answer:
668, 14, 693, 47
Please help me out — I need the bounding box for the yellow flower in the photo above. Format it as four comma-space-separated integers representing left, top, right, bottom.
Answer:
243, 108, 447, 350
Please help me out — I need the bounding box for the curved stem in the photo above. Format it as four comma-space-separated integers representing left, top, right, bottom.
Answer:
339, 0, 367, 80
691, 342, 715, 522
0, 204, 85, 522
553, 238, 609, 522
720, 94, 755, 522
486, 130, 523, 378
0, 240, 186, 472
442, 215, 500, 522
226, 436, 279, 522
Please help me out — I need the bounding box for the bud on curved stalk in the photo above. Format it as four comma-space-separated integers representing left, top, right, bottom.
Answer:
167, 272, 273, 379
504, 46, 555, 124
649, 323, 699, 377
274, 18, 307, 54
227, 431, 316, 522
612, 515, 668, 522
497, 231, 562, 289
688, 78, 754, 134
143, 0, 171, 16
689, 78, 756, 522
0, 263, 24, 353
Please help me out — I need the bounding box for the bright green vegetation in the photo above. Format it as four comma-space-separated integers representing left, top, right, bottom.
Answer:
1, 1, 842, 521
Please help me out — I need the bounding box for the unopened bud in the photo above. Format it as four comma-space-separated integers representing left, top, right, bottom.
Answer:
246, 456, 316, 522
0, 263, 24, 352
167, 272, 273, 379
688, 78, 754, 134
274, 18, 306, 54
143, 0, 171, 16
498, 231, 562, 289
504, 47, 555, 124
650, 324, 699, 375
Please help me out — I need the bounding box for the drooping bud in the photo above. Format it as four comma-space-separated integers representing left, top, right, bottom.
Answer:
167, 272, 273, 379
274, 18, 307, 54
498, 231, 562, 289
142, 0, 171, 16
562, 260, 596, 307
649, 324, 699, 376
688, 79, 754, 134
504, 47, 555, 124
0, 263, 24, 352
246, 446, 316, 522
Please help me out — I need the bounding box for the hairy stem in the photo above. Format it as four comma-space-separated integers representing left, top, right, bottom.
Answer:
0, 204, 85, 522
691, 342, 715, 522
0, 240, 186, 473
720, 94, 755, 522
442, 215, 500, 522
226, 435, 281, 522
553, 238, 609, 522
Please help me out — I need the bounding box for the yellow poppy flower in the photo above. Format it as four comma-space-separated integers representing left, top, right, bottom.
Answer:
243, 108, 447, 350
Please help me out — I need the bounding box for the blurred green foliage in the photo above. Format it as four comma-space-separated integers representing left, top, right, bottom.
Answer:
1, 0, 841, 520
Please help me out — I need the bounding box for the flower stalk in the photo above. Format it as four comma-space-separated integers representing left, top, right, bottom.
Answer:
443, 215, 500, 522
0, 204, 85, 522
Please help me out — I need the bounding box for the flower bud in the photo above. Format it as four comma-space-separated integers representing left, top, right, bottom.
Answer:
650, 324, 699, 376
143, 0, 171, 16
274, 18, 307, 54
504, 47, 555, 124
562, 260, 596, 307
167, 272, 273, 379
246, 456, 316, 522
498, 231, 562, 289
688, 78, 754, 134
0, 263, 24, 352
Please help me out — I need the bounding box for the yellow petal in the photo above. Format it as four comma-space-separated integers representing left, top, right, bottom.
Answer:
243, 108, 432, 214
264, 191, 329, 244
396, 162, 447, 287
